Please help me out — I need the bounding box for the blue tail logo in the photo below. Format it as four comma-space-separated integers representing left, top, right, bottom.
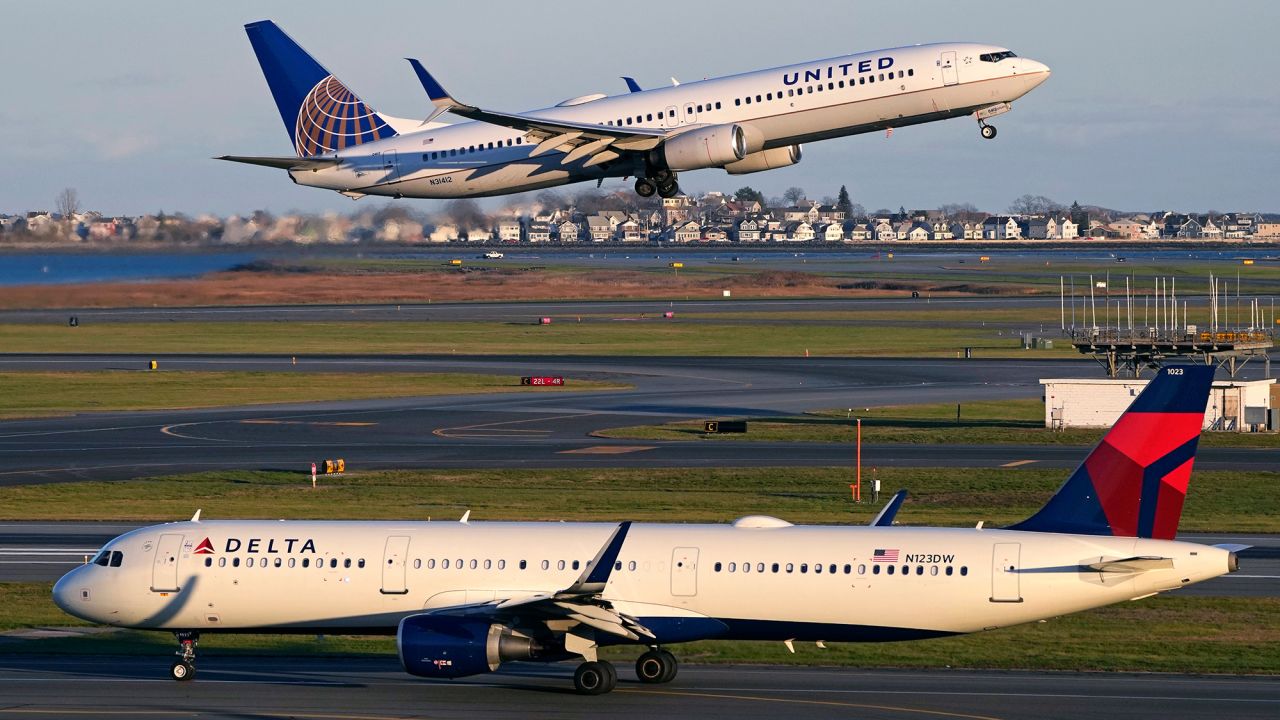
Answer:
244, 20, 396, 157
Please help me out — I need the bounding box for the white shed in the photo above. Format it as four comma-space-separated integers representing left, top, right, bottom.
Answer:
1040, 377, 1276, 432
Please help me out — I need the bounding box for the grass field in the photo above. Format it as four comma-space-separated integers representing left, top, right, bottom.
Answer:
4, 587, 1276, 674
0, 371, 625, 419
0, 466, 1274, 531
0, 320, 1067, 358
600, 397, 1280, 449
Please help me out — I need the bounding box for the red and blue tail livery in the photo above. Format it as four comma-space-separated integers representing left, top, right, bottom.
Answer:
1012, 365, 1215, 540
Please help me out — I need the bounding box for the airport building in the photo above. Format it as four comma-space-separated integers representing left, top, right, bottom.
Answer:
1041, 377, 1277, 432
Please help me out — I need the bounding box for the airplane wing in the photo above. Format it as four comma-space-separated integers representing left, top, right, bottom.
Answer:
426, 521, 654, 641
407, 59, 667, 167
216, 154, 341, 171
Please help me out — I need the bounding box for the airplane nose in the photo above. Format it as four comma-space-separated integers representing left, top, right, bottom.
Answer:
51, 572, 74, 613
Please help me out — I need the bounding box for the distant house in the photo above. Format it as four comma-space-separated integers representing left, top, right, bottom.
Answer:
526, 221, 552, 243
844, 219, 871, 241
1107, 219, 1143, 239
672, 220, 701, 243
982, 216, 1022, 240
1057, 216, 1079, 240
785, 221, 815, 242
1018, 217, 1051, 239
873, 219, 897, 242
497, 219, 523, 243
734, 218, 763, 243
556, 220, 582, 243
586, 216, 613, 242
702, 226, 730, 242
618, 218, 643, 242
816, 222, 845, 242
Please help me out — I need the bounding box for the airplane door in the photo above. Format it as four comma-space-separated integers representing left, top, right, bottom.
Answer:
990, 542, 1022, 603
151, 533, 183, 593
940, 51, 958, 86
684, 103, 697, 125
671, 547, 699, 596
664, 105, 680, 128
381, 535, 410, 595
382, 150, 400, 181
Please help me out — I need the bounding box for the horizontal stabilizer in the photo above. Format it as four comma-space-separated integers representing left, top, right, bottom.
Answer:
216, 154, 340, 171
869, 490, 909, 527
1087, 556, 1174, 573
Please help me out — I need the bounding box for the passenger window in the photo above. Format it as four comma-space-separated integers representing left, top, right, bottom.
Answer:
696, 104, 703, 112
443, 559, 450, 569
869, 75, 874, 84
946, 566, 953, 575
729, 562, 737, 572
497, 559, 505, 570
856, 564, 865, 575
657, 111, 663, 119
626, 117, 633, 125
484, 559, 492, 570
786, 563, 794, 573
342, 558, 350, 569
204, 557, 212, 567
887, 565, 894, 575
233, 558, 241, 568
735, 99, 741, 106
557, 560, 566, 571
757, 562, 765, 573
219, 557, 227, 568
827, 82, 833, 90
300, 558, 308, 568
771, 563, 780, 573
816, 85, 822, 92
516, 137, 522, 144
916, 565, 924, 575
831, 564, 838, 574
930, 566, 939, 576
800, 563, 808, 574
813, 564, 821, 574
745, 97, 751, 104
742, 562, 751, 574
961, 566, 969, 576
427, 559, 436, 569
289, 558, 296, 568
275, 558, 283, 568
248, 557, 256, 568
628, 561, 637, 571
541, 560, 550, 570
859, 77, 865, 85
330, 558, 338, 569
908, 68, 914, 76
470, 559, 478, 569
872, 565, 880, 575
715, 102, 722, 109
572, 560, 580, 571
646, 114, 653, 121
714, 562, 723, 572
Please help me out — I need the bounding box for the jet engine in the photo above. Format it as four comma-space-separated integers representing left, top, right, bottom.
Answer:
724, 145, 803, 175
656, 124, 752, 171
397, 615, 538, 679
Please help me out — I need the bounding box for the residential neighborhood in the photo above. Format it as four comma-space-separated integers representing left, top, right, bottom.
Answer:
3, 188, 1277, 247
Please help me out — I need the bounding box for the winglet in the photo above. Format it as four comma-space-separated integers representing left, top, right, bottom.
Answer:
869, 490, 908, 527
566, 522, 631, 594
621, 76, 643, 93
407, 58, 459, 123
190, 509, 202, 523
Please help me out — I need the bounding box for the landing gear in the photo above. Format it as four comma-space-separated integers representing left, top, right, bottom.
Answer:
635, 648, 678, 684
170, 631, 198, 681
980, 123, 997, 140
573, 660, 617, 695
635, 170, 681, 199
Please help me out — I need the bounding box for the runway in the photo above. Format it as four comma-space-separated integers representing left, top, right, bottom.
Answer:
0, 355, 1275, 485
0, 656, 1275, 720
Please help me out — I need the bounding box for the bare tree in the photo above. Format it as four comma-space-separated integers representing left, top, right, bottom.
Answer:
782, 187, 807, 205
55, 187, 80, 217
1008, 194, 1063, 216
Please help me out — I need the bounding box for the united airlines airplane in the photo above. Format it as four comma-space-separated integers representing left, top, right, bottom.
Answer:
220, 21, 1050, 201
54, 366, 1243, 695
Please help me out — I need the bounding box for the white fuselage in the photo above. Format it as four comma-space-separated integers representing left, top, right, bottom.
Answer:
293, 42, 1049, 199
54, 518, 1229, 643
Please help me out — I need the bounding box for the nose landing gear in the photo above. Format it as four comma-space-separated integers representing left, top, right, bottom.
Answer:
979, 122, 997, 140
170, 631, 198, 681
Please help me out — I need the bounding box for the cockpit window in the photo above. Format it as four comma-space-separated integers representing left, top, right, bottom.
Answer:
92, 550, 110, 566
109, 551, 123, 567
980, 51, 1017, 63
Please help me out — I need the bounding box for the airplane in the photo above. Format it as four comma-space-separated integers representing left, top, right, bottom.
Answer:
219, 21, 1050, 201
53, 365, 1244, 695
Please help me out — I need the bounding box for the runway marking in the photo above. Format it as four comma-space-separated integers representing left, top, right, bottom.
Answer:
616, 688, 1005, 719
239, 420, 377, 427
433, 412, 596, 439
1000, 460, 1037, 467
558, 445, 656, 455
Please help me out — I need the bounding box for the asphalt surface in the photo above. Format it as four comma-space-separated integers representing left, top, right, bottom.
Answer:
0, 656, 1275, 720
0, 354, 1275, 485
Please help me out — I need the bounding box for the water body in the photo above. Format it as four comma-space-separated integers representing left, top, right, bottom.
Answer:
0, 253, 259, 287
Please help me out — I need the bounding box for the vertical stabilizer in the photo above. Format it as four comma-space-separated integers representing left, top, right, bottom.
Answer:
1010, 365, 1215, 539
244, 20, 397, 156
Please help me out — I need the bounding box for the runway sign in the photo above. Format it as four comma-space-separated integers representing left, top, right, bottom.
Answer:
521, 376, 564, 386
704, 420, 747, 433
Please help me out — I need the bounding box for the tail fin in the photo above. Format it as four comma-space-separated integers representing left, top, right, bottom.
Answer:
1011, 365, 1215, 540
244, 20, 397, 156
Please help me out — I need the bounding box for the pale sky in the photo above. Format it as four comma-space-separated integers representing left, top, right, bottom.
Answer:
3, 0, 1277, 216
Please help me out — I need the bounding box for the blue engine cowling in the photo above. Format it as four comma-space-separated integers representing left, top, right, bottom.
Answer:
397, 614, 536, 679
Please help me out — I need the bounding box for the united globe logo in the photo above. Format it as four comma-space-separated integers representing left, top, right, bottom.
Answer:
294, 75, 393, 156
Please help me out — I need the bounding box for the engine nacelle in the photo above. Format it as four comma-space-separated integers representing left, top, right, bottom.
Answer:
658, 124, 748, 171
397, 615, 537, 679
723, 145, 803, 175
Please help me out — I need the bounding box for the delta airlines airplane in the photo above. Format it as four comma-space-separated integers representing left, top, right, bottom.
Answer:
54, 366, 1243, 695
220, 21, 1050, 201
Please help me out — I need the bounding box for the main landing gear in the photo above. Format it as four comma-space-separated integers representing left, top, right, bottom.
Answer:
571, 647, 679, 694
170, 631, 199, 681
634, 170, 681, 199
979, 121, 998, 140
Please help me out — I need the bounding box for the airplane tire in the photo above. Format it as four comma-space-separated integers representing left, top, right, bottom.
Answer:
981, 125, 997, 139
636, 649, 678, 683
635, 179, 657, 198
657, 182, 680, 199
170, 660, 195, 682
574, 661, 616, 695
657, 650, 678, 683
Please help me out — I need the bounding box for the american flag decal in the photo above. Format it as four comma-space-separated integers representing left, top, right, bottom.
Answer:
873, 548, 899, 562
